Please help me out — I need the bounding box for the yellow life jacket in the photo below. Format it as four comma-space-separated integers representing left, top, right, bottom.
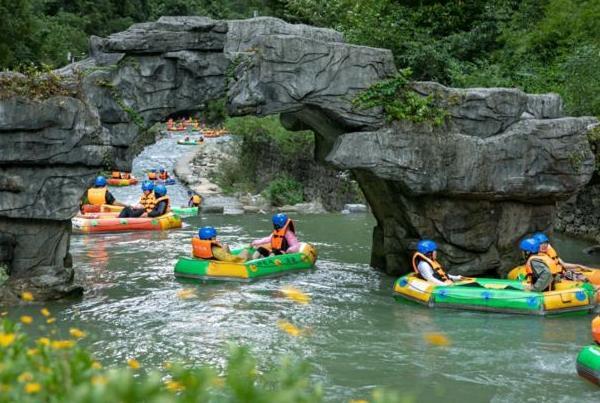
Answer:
154, 195, 170, 214
87, 187, 107, 206
411, 252, 449, 282
525, 253, 559, 290
148, 172, 157, 180
192, 237, 221, 259
271, 219, 295, 252
111, 171, 121, 179
139, 192, 156, 213
191, 194, 202, 206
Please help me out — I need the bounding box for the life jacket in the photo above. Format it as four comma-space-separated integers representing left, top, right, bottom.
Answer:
87, 187, 107, 206
525, 253, 559, 291
411, 252, 449, 282
190, 195, 202, 206
139, 192, 156, 213
111, 171, 121, 179
192, 237, 221, 259
271, 219, 295, 252
544, 244, 564, 273
148, 172, 158, 180
159, 171, 169, 180
153, 195, 171, 214
592, 316, 600, 345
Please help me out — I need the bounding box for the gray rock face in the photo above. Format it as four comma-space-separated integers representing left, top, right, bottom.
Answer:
0, 15, 597, 301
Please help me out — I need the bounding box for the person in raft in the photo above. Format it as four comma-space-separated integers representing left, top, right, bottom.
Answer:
249, 213, 300, 259
192, 226, 250, 262
81, 176, 124, 209
187, 190, 202, 207
520, 237, 557, 292
158, 167, 170, 180
412, 239, 463, 285
118, 181, 157, 218
532, 232, 592, 280
111, 171, 121, 179
148, 168, 158, 180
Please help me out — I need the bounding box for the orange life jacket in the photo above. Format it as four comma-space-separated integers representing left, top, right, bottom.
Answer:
411, 252, 449, 282
159, 171, 169, 180
525, 253, 559, 291
148, 172, 157, 180
111, 171, 121, 179
139, 192, 156, 213
592, 316, 600, 345
190, 195, 202, 206
87, 187, 107, 206
271, 219, 295, 252
192, 237, 221, 259
544, 244, 564, 273
153, 195, 170, 214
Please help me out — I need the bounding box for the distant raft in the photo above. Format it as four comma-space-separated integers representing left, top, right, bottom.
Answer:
72, 212, 182, 234
508, 265, 600, 286
171, 206, 199, 216
176, 139, 204, 146
393, 273, 596, 315
107, 177, 138, 186
174, 243, 317, 282
147, 177, 176, 185
577, 344, 600, 385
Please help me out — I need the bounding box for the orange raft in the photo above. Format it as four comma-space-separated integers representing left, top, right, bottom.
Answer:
72, 212, 182, 234
107, 177, 138, 186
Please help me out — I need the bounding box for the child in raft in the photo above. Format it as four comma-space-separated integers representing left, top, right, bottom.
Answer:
193, 226, 250, 262
249, 213, 300, 259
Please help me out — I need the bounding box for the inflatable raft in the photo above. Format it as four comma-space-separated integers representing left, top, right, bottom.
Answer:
171, 206, 199, 216
107, 177, 138, 186
72, 212, 182, 234
177, 139, 204, 145
147, 177, 176, 185
174, 243, 317, 282
393, 274, 596, 315
577, 344, 600, 385
508, 265, 600, 285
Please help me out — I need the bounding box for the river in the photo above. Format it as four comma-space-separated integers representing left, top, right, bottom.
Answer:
8, 135, 600, 402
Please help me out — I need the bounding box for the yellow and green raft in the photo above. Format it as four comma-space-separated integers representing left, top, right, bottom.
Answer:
577, 344, 600, 385
174, 243, 318, 282
393, 273, 596, 315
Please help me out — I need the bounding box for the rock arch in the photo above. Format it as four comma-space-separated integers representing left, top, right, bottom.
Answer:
0, 16, 596, 300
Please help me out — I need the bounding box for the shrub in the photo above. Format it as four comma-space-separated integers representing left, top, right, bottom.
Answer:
0, 64, 76, 101
262, 175, 304, 207
0, 318, 323, 402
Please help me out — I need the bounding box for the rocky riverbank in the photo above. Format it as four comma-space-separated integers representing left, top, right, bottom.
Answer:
556, 182, 600, 244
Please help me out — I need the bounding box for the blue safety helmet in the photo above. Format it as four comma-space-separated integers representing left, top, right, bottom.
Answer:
417, 239, 437, 254
272, 213, 288, 229
532, 232, 549, 245
95, 176, 107, 187
187, 190, 193, 196
151, 168, 157, 173
519, 237, 540, 254
199, 226, 217, 240
141, 181, 154, 192
159, 167, 165, 173
154, 184, 167, 197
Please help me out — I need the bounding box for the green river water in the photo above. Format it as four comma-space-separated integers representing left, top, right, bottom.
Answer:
8, 136, 600, 402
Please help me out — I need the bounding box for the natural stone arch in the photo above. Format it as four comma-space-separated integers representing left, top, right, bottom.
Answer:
0, 16, 596, 301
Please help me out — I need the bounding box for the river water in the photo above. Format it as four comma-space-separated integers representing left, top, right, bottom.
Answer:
9, 135, 600, 402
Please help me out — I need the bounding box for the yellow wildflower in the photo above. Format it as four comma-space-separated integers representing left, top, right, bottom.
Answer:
423, 332, 450, 347
176, 288, 197, 300
40, 308, 50, 317
37, 337, 50, 346
277, 320, 302, 337
69, 328, 86, 339
280, 286, 311, 304
26, 348, 38, 356
20, 316, 33, 325
91, 361, 102, 369
46, 318, 56, 324
17, 372, 33, 382
0, 332, 16, 347
91, 376, 107, 385
21, 292, 34, 302
127, 358, 140, 369
51, 340, 75, 349
165, 380, 184, 392
24, 383, 41, 394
